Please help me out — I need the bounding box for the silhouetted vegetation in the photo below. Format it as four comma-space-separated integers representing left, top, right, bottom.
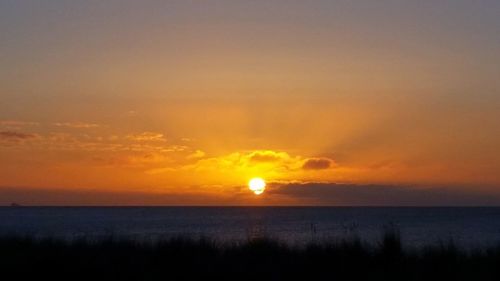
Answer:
1, 231, 500, 281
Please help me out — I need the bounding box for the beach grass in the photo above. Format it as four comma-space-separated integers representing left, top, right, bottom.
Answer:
1, 231, 500, 280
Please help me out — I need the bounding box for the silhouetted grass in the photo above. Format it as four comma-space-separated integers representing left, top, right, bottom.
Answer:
2, 231, 500, 280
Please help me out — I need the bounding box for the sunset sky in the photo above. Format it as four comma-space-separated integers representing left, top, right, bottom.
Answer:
1, 1, 499, 205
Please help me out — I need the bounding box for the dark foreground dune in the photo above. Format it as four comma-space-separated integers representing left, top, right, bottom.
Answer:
2, 231, 500, 281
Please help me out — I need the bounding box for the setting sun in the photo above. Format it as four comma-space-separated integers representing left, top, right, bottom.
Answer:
248, 178, 266, 195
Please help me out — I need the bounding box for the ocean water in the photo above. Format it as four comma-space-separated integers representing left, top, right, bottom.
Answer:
1, 207, 500, 248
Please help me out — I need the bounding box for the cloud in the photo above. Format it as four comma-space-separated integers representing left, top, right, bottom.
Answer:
3, 183, 499, 206
0, 131, 38, 142
249, 150, 288, 163
268, 182, 500, 206
167, 150, 339, 183
187, 150, 206, 159
302, 158, 334, 170
0, 130, 183, 155
92, 152, 171, 168
53, 122, 100, 128
0, 187, 238, 206
0, 120, 39, 127
188, 150, 301, 172
126, 132, 166, 142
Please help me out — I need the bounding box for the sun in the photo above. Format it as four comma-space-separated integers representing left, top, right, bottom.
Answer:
248, 177, 266, 195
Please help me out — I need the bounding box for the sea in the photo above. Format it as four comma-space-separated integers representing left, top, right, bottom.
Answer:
1, 207, 500, 248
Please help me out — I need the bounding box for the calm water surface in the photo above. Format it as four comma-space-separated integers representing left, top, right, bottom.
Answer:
1, 207, 500, 248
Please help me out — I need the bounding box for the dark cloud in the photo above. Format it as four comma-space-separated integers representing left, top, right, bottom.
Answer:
0, 187, 253, 206
0, 131, 37, 142
302, 158, 333, 170
268, 182, 500, 206
2, 184, 500, 206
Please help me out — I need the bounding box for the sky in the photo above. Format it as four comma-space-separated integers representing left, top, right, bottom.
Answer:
1, 0, 499, 205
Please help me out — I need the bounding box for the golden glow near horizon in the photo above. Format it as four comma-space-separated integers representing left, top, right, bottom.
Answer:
248, 178, 266, 195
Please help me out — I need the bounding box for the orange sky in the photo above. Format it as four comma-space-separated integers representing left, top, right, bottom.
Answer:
1, 1, 499, 205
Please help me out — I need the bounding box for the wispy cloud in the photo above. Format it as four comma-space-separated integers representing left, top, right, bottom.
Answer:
187, 150, 206, 159
0, 120, 39, 127
0, 131, 38, 142
53, 122, 100, 128
126, 132, 166, 142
